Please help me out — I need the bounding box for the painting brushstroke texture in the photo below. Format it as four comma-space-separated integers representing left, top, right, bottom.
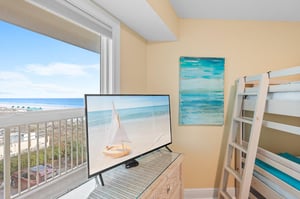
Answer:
179, 57, 224, 125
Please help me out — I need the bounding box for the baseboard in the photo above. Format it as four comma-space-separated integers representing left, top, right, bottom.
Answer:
184, 188, 235, 199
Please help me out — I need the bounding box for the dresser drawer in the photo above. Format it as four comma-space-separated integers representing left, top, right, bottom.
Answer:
140, 155, 183, 199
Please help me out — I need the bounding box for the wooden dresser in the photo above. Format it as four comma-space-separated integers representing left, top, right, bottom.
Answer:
88, 150, 183, 199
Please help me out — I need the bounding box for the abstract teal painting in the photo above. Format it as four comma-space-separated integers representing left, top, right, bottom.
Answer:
179, 57, 224, 125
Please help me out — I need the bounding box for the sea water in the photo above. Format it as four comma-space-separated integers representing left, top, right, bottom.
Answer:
87, 105, 170, 127
179, 91, 224, 125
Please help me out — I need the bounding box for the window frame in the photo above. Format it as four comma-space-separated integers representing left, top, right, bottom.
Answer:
26, 0, 120, 94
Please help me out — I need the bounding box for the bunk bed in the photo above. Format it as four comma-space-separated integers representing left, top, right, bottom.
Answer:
240, 66, 300, 198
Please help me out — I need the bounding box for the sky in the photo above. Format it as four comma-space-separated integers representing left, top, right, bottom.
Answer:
0, 20, 100, 98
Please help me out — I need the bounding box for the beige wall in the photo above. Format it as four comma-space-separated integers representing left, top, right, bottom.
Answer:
120, 19, 300, 188
147, 0, 179, 39
120, 24, 147, 93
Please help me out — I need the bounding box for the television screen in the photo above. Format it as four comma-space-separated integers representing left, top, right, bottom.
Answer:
84, 94, 172, 177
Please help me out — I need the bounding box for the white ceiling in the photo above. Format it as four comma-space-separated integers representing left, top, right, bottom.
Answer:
170, 0, 300, 21
92, 0, 177, 42
90, 0, 300, 41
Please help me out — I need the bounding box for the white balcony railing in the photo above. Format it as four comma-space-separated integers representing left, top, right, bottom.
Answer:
0, 108, 87, 199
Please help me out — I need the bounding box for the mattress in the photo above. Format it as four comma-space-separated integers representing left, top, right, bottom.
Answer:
253, 153, 300, 198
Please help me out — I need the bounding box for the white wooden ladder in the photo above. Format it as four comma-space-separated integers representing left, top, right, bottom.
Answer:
218, 72, 269, 199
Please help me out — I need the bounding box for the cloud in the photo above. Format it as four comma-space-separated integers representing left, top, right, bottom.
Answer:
0, 71, 69, 97
0, 71, 33, 97
29, 83, 84, 97
0, 71, 33, 91
0, 71, 28, 81
0, 80, 83, 98
26, 63, 99, 76
0, 63, 99, 98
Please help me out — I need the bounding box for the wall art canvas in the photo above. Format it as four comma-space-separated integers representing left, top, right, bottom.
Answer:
179, 57, 224, 125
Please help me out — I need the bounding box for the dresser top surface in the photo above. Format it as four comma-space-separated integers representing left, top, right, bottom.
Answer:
88, 149, 182, 199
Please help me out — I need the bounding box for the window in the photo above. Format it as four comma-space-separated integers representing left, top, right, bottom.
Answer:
0, 20, 100, 98
0, 2, 120, 197
0, 0, 120, 94
27, 0, 121, 94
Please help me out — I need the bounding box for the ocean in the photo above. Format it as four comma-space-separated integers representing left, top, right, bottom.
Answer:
0, 98, 84, 110
179, 92, 224, 125
87, 105, 169, 127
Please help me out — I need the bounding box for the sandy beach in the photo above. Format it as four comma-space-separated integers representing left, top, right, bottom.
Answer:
0, 102, 72, 113
87, 115, 171, 175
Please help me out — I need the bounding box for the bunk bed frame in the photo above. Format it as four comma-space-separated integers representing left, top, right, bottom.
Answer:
241, 66, 300, 198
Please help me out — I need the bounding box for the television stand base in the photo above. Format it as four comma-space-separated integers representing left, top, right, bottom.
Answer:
98, 173, 105, 186
125, 159, 139, 168
165, 145, 172, 152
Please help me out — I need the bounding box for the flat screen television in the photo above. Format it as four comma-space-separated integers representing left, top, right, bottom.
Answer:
84, 94, 172, 180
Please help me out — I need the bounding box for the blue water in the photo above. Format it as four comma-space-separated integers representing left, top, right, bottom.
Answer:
179, 92, 224, 125
179, 57, 224, 125
180, 57, 224, 79
87, 105, 170, 127
0, 98, 84, 109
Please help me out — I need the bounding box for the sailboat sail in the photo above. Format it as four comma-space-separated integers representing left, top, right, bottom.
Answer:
103, 102, 131, 158
108, 102, 131, 145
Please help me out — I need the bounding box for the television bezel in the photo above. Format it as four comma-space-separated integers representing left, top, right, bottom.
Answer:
84, 94, 173, 179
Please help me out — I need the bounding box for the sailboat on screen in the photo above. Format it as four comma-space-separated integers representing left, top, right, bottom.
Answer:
103, 102, 131, 158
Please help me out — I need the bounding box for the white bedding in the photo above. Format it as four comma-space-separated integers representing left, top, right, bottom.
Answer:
253, 171, 298, 199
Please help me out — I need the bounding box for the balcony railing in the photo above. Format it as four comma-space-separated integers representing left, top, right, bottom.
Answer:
0, 108, 87, 199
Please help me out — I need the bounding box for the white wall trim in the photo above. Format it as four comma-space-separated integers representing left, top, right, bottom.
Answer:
184, 188, 235, 199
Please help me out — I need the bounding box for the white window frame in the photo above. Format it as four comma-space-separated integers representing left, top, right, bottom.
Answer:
27, 0, 120, 94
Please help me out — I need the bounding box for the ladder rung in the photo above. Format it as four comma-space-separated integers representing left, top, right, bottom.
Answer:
234, 117, 253, 124
225, 166, 242, 182
245, 87, 258, 93
245, 74, 262, 82
229, 142, 248, 154
238, 92, 257, 96
220, 190, 232, 199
